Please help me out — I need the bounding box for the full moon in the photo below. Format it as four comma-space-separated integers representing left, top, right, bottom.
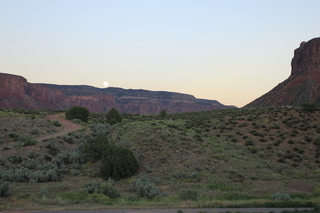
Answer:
103, 81, 109, 87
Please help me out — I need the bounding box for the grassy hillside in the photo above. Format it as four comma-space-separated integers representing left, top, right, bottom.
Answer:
1, 107, 320, 211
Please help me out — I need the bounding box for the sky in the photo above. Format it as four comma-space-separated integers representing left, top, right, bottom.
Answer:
1, 1, 320, 107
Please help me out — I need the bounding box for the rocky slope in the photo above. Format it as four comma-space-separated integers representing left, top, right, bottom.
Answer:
0, 73, 234, 113
245, 37, 320, 108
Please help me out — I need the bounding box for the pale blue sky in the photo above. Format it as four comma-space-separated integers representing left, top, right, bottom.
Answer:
1, 1, 319, 107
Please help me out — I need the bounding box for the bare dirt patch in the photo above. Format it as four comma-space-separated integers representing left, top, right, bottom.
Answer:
35, 113, 82, 142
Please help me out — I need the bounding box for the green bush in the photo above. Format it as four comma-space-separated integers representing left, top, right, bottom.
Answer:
44, 142, 60, 155
65, 106, 89, 123
82, 181, 120, 198
301, 102, 317, 112
51, 120, 61, 127
100, 145, 139, 180
106, 108, 122, 125
179, 189, 198, 201
82, 134, 110, 163
30, 129, 39, 135
0, 181, 11, 197
132, 175, 160, 199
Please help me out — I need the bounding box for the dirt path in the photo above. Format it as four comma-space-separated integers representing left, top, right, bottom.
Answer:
35, 113, 83, 142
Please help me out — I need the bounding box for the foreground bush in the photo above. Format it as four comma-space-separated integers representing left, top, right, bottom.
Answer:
0, 181, 11, 197
65, 106, 89, 123
132, 175, 160, 199
100, 145, 139, 180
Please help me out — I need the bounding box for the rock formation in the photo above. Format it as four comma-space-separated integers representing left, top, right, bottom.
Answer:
0, 73, 235, 113
245, 37, 320, 108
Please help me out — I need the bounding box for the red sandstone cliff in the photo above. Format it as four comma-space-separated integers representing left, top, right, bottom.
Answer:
245, 37, 320, 108
0, 73, 234, 113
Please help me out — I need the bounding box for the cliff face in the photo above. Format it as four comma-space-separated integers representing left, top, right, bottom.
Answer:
0, 73, 234, 113
245, 37, 320, 108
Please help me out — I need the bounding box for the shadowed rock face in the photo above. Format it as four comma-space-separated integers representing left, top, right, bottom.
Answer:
0, 73, 235, 113
245, 37, 320, 108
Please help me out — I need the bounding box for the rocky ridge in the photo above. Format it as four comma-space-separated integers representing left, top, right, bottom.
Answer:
245, 37, 320, 108
0, 73, 234, 113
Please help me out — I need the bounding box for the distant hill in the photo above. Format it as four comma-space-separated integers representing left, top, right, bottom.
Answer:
0, 73, 235, 113
246, 37, 320, 108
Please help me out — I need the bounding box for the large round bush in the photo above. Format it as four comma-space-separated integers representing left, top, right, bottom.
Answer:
65, 106, 89, 123
100, 145, 139, 180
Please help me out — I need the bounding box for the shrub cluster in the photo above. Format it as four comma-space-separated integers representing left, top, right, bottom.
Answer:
82, 180, 120, 198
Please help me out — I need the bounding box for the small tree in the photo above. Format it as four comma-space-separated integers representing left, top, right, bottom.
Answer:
100, 145, 139, 180
65, 106, 89, 123
160, 109, 166, 117
301, 102, 317, 112
106, 108, 122, 125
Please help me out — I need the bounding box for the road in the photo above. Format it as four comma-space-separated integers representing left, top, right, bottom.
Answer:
5, 207, 314, 213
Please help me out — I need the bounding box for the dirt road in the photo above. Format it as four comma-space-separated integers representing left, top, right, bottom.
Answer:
5, 208, 315, 213
35, 113, 83, 142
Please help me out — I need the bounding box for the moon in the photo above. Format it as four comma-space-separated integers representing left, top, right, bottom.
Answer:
103, 81, 109, 87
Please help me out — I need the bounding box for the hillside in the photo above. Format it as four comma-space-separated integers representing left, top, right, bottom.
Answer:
246, 37, 320, 108
0, 72, 235, 114
1, 107, 320, 210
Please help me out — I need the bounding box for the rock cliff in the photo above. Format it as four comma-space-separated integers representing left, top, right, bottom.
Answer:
245, 37, 320, 108
0, 73, 234, 113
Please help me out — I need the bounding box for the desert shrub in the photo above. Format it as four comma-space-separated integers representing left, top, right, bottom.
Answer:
82, 181, 120, 198
194, 134, 203, 142
73, 118, 81, 123
301, 102, 317, 112
0, 181, 11, 197
305, 136, 313, 143
248, 147, 258, 153
9, 133, 37, 146
273, 192, 291, 201
45, 169, 58, 181
106, 108, 122, 125
30, 129, 39, 135
85, 193, 110, 203
45, 142, 60, 155
62, 135, 74, 144
65, 106, 89, 123
22, 138, 37, 147
7, 155, 24, 164
179, 189, 198, 201
288, 140, 295, 144
132, 175, 160, 199
27, 151, 38, 159
100, 145, 139, 180
245, 140, 254, 146
160, 109, 167, 117
82, 134, 110, 163
51, 120, 61, 127
89, 123, 111, 136
70, 169, 80, 176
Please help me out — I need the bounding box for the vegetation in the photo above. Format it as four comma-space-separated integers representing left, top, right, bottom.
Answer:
106, 108, 122, 125
65, 106, 89, 123
100, 145, 139, 180
1, 107, 320, 210
301, 102, 318, 112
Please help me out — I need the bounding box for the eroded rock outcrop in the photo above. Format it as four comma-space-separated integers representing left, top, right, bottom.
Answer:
245, 37, 320, 108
